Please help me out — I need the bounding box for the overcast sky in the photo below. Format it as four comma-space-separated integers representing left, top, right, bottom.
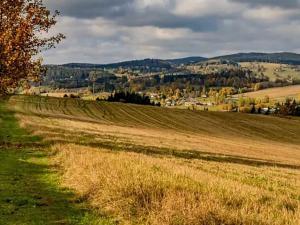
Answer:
43, 0, 300, 64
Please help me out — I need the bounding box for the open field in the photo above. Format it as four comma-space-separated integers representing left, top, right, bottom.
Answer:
0, 99, 114, 225
240, 62, 300, 81
3, 95, 300, 224
39, 91, 110, 101
235, 85, 300, 101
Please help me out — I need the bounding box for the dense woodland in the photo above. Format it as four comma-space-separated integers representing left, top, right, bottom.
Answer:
104, 91, 160, 106
130, 69, 269, 91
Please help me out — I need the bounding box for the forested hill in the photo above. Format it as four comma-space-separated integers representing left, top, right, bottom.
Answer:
61, 57, 208, 69
212, 52, 300, 65
63, 59, 171, 69
42, 52, 300, 89
56, 52, 300, 70
165, 56, 207, 65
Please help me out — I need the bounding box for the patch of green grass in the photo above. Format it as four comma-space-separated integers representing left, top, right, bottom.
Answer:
0, 99, 115, 225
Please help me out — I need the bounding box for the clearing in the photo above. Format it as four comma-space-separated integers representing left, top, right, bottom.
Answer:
235, 85, 300, 101
240, 62, 300, 81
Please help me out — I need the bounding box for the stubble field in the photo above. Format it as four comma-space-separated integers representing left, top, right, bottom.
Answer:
5, 95, 300, 225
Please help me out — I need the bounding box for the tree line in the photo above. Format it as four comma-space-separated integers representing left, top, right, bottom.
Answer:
275, 99, 300, 116
100, 91, 160, 107
238, 97, 300, 117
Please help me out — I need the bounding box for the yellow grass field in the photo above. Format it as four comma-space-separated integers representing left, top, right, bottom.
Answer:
236, 85, 300, 101
6, 95, 300, 225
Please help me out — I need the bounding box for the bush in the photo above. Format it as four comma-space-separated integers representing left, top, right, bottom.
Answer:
70, 94, 80, 99
239, 106, 251, 113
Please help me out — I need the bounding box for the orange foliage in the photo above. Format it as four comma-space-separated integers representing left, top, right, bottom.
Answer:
0, 0, 65, 93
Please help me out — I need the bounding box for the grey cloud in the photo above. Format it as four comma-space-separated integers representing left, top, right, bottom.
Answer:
45, 0, 135, 18
116, 11, 220, 32
46, 0, 229, 32
42, 0, 300, 64
230, 0, 300, 8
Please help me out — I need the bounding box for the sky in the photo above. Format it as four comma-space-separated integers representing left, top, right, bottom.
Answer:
43, 0, 300, 64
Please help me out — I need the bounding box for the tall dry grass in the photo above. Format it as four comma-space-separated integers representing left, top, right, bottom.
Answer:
53, 144, 300, 225
8, 95, 300, 224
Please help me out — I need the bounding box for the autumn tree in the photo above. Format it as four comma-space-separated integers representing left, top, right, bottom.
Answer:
254, 83, 262, 91
0, 0, 65, 94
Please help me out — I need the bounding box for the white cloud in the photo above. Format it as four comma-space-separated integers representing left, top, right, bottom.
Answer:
172, 0, 244, 17
42, 0, 300, 64
243, 7, 296, 22
135, 0, 171, 9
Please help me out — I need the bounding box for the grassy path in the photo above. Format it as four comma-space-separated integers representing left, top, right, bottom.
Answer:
0, 99, 114, 225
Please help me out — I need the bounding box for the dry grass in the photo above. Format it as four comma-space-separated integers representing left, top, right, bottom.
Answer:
7, 95, 300, 225
236, 85, 300, 101
40, 92, 70, 98
16, 112, 300, 166
52, 144, 300, 225
240, 62, 300, 81
39, 92, 111, 101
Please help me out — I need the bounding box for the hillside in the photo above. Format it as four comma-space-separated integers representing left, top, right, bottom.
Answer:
165, 56, 207, 65
61, 57, 207, 69
41, 52, 300, 91
3, 95, 300, 225
240, 62, 300, 81
59, 52, 300, 69
59, 53, 300, 69
213, 52, 300, 65
236, 85, 300, 101
9, 95, 300, 162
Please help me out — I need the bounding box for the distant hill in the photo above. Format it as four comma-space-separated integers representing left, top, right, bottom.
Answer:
59, 53, 300, 70
212, 52, 300, 65
60, 57, 208, 70
63, 58, 173, 70
165, 56, 207, 65
197, 59, 238, 66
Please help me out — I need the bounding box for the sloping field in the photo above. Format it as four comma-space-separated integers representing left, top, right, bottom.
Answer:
6, 95, 300, 225
236, 85, 300, 101
240, 62, 300, 81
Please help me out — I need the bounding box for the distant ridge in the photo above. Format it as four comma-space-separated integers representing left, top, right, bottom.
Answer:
57, 52, 300, 69
212, 52, 300, 65
165, 56, 207, 65
63, 59, 171, 69
61, 57, 207, 69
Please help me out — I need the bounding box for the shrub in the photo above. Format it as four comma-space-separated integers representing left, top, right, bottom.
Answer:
70, 94, 80, 99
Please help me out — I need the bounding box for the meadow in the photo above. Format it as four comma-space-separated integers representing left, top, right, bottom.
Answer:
236, 85, 300, 102
3, 95, 300, 224
240, 62, 300, 81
